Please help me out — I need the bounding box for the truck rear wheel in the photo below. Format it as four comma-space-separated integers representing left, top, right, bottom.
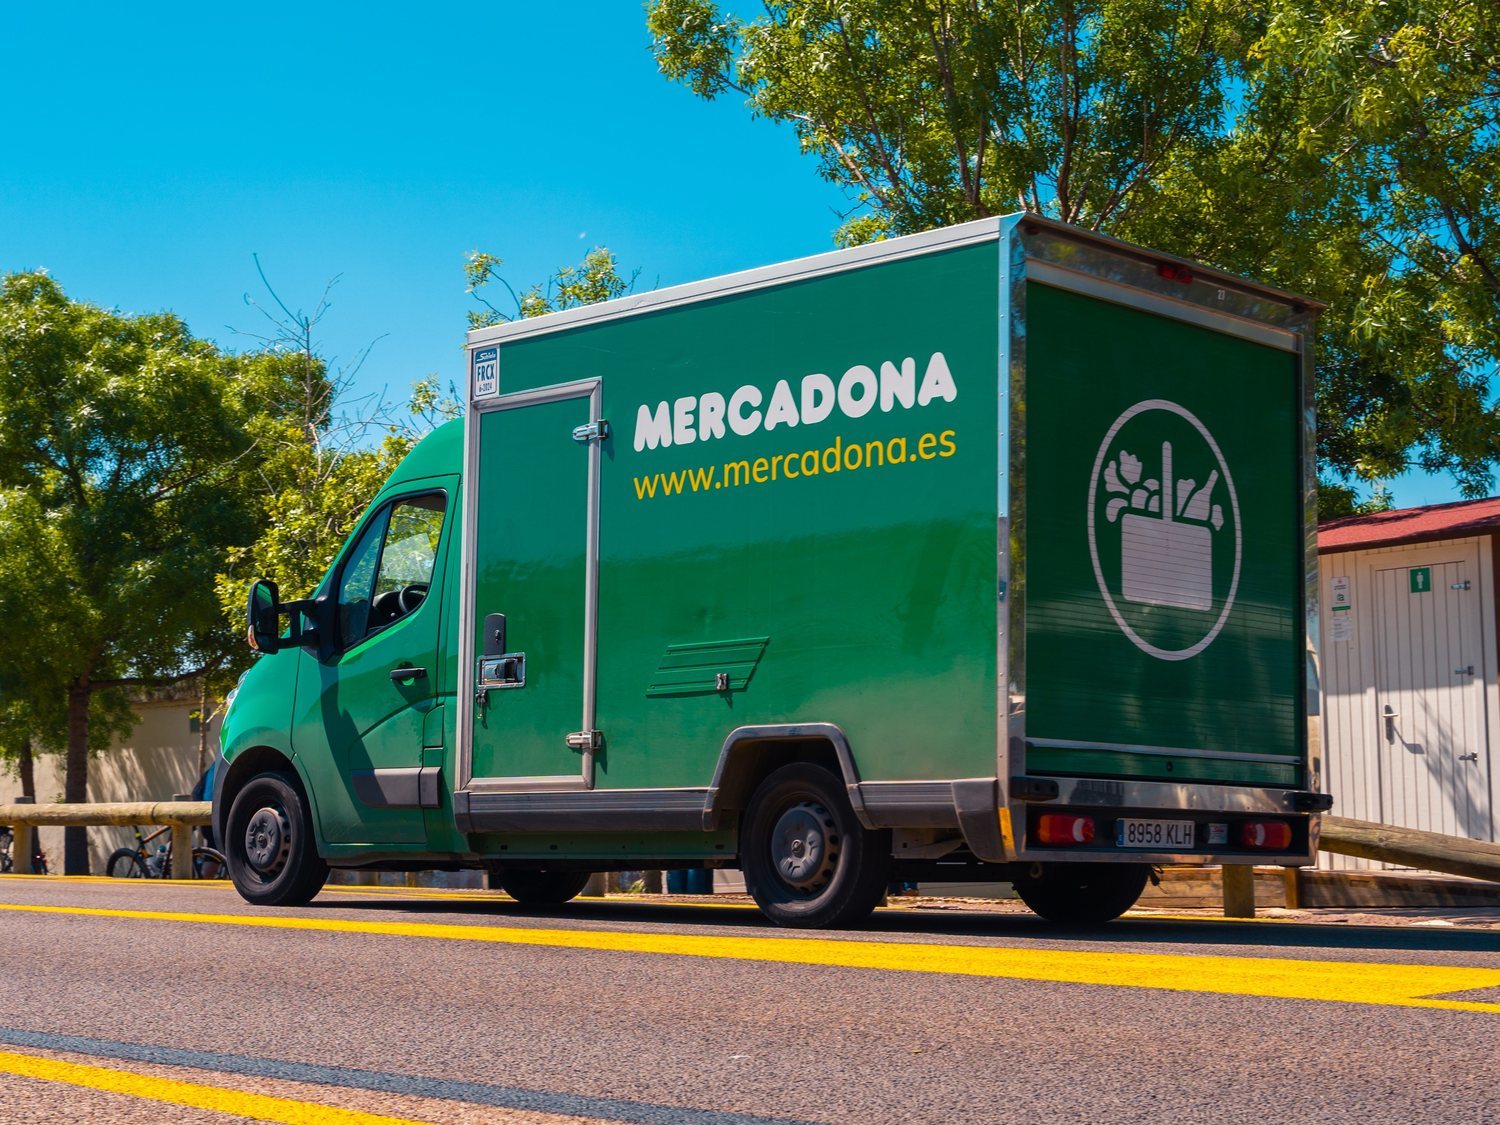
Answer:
741, 763, 889, 929
1012, 862, 1149, 924
497, 870, 592, 906
225, 772, 328, 907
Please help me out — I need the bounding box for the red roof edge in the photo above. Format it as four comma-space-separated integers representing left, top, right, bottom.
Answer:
1319, 495, 1500, 553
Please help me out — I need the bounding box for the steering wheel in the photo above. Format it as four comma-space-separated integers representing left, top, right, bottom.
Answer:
370, 589, 401, 626
398, 583, 429, 615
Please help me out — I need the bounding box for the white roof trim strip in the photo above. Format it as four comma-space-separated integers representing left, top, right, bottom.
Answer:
465, 217, 1005, 349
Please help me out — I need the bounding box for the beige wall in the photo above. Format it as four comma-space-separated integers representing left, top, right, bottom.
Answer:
9, 700, 220, 874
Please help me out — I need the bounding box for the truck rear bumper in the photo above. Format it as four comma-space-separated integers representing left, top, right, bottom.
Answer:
1006, 774, 1329, 866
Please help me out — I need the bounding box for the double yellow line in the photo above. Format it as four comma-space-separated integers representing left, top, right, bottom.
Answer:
6, 901, 1500, 1013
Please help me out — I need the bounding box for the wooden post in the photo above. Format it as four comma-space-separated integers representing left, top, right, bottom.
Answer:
11, 796, 35, 876
171, 794, 194, 879
1222, 864, 1256, 918
1281, 866, 1302, 909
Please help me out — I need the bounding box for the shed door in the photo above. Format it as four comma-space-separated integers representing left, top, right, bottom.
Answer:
1373, 555, 1491, 839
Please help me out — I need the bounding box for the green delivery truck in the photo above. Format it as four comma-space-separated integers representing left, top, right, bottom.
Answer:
217, 215, 1331, 927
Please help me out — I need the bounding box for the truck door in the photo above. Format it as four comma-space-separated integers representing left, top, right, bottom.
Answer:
296, 487, 452, 844
464, 379, 602, 790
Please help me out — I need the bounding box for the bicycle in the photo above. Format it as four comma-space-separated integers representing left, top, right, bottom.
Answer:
105, 825, 226, 879
0, 825, 49, 874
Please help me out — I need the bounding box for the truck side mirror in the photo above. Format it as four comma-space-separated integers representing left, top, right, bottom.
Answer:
246, 578, 282, 654
483, 612, 507, 657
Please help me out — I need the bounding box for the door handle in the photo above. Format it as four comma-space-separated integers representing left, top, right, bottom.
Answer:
390, 666, 427, 683
1383, 704, 1399, 743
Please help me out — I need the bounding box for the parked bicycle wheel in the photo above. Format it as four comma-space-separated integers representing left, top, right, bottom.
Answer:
193, 847, 227, 879
105, 848, 147, 878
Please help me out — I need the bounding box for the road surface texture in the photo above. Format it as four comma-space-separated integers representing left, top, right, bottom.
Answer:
1, 875, 1497, 1123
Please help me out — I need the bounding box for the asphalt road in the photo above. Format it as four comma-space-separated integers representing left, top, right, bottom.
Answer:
1, 876, 1498, 1124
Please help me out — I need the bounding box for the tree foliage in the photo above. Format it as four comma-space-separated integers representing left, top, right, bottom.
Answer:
0, 272, 257, 869
212, 275, 439, 648
647, 0, 1500, 507
465, 247, 639, 330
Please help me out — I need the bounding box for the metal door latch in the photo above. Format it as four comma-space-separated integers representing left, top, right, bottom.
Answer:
566, 730, 603, 752
1455, 665, 1475, 676
571, 420, 609, 443
1452, 580, 1472, 591
1459, 752, 1480, 761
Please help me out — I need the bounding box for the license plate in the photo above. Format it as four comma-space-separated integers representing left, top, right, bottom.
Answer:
1115, 818, 1194, 849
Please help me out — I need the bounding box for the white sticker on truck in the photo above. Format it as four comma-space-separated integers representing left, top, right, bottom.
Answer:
473, 347, 498, 398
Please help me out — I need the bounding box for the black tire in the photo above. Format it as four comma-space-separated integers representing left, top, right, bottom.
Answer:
106, 848, 147, 879
740, 763, 890, 929
192, 847, 227, 880
498, 870, 592, 906
1012, 862, 1150, 924
224, 772, 329, 906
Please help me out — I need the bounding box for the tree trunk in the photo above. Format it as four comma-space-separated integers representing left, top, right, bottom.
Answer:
64, 678, 91, 875
18, 737, 34, 801
197, 678, 212, 778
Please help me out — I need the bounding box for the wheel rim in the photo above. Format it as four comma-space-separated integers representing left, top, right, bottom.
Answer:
244, 806, 291, 877
770, 800, 839, 892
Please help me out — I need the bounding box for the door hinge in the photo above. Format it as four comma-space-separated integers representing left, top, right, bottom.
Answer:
571, 419, 609, 444
566, 729, 603, 752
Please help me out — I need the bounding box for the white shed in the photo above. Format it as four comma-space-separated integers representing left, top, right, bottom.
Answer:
1319, 498, 1500, 863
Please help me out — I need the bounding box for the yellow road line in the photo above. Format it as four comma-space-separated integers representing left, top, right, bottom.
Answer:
4, 902, 1499, 1013
0, 1047, 425, 1124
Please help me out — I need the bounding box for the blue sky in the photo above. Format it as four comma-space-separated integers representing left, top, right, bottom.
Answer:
0, 1, 1465, 508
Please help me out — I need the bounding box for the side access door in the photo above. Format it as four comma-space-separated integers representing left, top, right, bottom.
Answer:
461, 379, 603, 792
295, 485, 454, 844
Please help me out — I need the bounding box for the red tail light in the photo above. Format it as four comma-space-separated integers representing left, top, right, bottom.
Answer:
1240, 820, 1293, 850
1036, 814, 1096, 846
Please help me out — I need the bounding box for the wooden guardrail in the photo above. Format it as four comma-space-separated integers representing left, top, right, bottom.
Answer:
1319, 815, 1500, 883
0, 799, 212, 879
1221, 815, 1500, 919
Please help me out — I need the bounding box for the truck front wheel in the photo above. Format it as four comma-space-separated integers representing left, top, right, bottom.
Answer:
225, 772, 329, 907
1012, 862, 1149, 924
741, 763, 889, 929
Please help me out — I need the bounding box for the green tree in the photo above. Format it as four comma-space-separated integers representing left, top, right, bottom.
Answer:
0, 273, 255, 873
465, 247, 638, 330
213, 270, 459, 671
0, 490, 131, 802
647, 0, 1500, 508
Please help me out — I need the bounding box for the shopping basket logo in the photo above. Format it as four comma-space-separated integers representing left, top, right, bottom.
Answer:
1087, 399, 1242, 661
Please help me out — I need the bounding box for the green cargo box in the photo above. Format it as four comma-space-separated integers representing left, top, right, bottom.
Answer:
218, 215, 1328, 927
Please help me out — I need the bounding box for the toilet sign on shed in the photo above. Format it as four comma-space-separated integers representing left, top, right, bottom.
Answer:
1409, 566, 1431, 594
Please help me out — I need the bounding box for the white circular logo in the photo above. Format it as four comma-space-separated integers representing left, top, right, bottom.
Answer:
1086, 399, 1241, 661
